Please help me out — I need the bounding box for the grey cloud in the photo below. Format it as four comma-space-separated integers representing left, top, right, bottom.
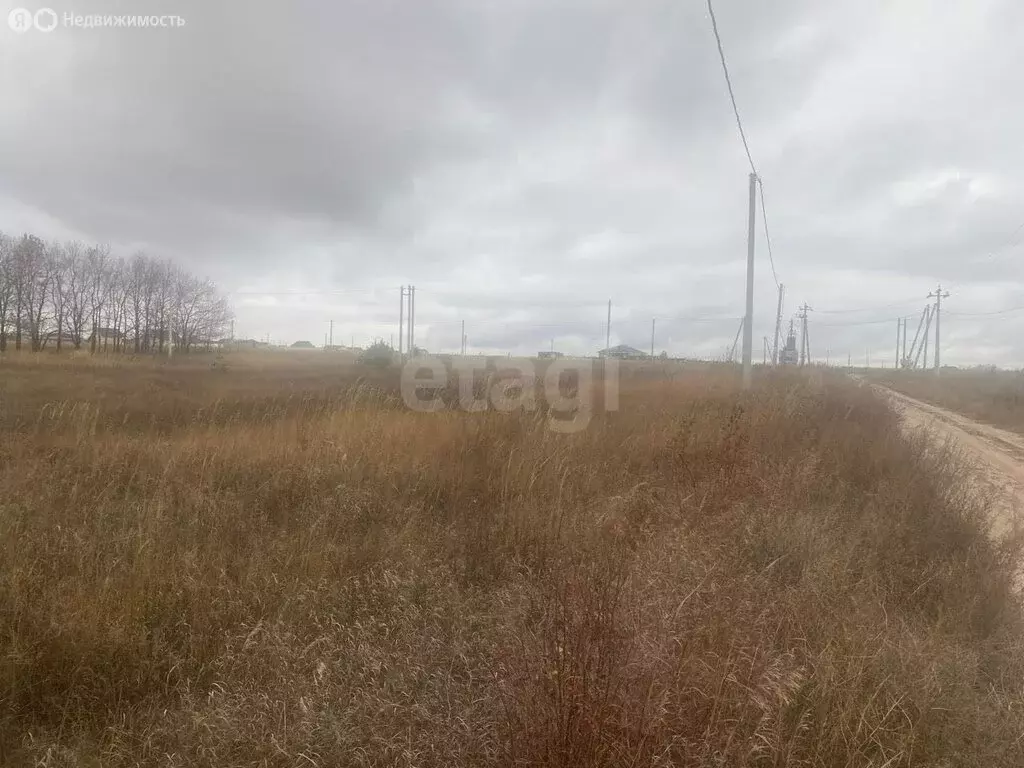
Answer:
2, 0, 1024, 364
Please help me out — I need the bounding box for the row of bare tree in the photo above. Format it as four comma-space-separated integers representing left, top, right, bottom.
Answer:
0, 232, 233, 354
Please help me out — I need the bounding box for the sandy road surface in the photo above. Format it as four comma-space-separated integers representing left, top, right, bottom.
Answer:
872, 383, 1024, 537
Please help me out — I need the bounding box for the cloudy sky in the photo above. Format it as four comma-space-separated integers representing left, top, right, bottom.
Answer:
1, 0, 1023, 364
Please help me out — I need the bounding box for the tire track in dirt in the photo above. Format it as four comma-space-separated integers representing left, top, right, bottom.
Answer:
868, 382, 1024, 539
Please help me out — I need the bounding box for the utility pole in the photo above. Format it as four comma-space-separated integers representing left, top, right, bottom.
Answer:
901, 318, 908, 365
329, 319, 333, 348
742, 172, 757, 389
650, 318, 656, 358
410, 285, 416, 356
927, 284, 950, 375
461, 320, 465, 355
606, 299, 612, 353
398, 286, 405, 359
895, 318, 901, 369
730, 317, 744, 362
797, 304, 812, 366
909, 305, 929, 368
922, 306, 932, 370
772, 283, 784, 365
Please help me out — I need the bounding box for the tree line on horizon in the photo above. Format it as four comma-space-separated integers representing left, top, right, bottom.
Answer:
0, 231, 232, 354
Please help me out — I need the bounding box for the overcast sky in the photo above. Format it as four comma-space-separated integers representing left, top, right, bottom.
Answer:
2, 0, 1023, 364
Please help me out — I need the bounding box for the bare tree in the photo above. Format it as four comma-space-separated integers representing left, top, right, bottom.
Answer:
47, 242, 70, 351
0, 233, 14, 352
17, 235, 51, 351
63, 241, 89, 348
0, 231, 230, 356
86, 244, 111, 353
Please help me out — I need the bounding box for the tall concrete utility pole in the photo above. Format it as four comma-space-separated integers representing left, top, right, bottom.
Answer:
606, 299, 612, 353
461, 320, 465, 355
772, 283, 784, 365
895, 318, 901, 369
797, 304, 812, 366
410, 286, 416, 355
921, 306, 933, 370
650, 318, 656, 358
742, 172, 757, 389
398, 286, 405, 358
909, 305, 929, 367
329, 319, 333, 348
927, 284, 950, 375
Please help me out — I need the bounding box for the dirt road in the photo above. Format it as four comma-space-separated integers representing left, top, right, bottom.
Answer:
875, 384, 1024, 537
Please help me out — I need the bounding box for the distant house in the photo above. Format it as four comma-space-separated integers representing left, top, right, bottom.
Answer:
538, 351, 564, 359
88, 327, 123, 346
291, 340, 315, 349
598, 344, 648, 360
44, 331, 79, 347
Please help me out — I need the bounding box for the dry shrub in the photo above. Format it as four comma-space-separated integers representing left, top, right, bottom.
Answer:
0, 354, 1022, 766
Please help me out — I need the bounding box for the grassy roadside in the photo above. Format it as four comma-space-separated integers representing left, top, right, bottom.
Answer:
2, 354, 1023, 766
872, 368, 1024, 435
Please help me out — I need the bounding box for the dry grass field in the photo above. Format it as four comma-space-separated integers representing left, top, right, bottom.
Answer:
2, 351, 1024, 766
872, 368, 1024, 435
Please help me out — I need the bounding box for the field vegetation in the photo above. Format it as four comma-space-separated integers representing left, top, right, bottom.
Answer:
2, 350, 1023, 766
872, 367, 1024, 434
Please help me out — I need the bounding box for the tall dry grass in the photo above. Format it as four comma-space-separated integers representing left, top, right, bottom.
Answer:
873, 367, 1024, 434
1, 352, 1023, 766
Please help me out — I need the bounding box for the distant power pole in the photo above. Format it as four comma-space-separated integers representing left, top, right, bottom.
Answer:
329, 319, 333, 348
650, 318, 656, 358
922, 306, 933, 370
606, 299, 612, 352
927, 284, 950, 375
742, 172, 757, 389
410, 286, 416, 354
461, 320, 465, 355
398, 286, 405, 358
797, 304, 812, 366
772, 283, 784, 365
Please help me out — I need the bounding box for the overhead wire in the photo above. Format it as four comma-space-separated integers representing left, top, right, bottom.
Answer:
706, 0, 755, 176
707, 0, 781, 291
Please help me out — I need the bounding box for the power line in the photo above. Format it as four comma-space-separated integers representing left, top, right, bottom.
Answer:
231, 288, 393, 296
816, 300, 923, 314
817, 316, 909, 327
707, 0, 786, 301
946, 304, 1024, 317
976, 219, 1024, 263
706, 0, 756, 176
757, 178, 780, 289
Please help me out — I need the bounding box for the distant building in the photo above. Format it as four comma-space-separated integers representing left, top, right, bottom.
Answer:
598, 344, 648, 360
89, 326, 123, 344
538, 351, 564, 359
290, 340, 315, 349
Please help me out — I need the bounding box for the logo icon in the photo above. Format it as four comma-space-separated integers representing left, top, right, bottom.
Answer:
7, 7, 33, 32
34, 7, 57, 32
